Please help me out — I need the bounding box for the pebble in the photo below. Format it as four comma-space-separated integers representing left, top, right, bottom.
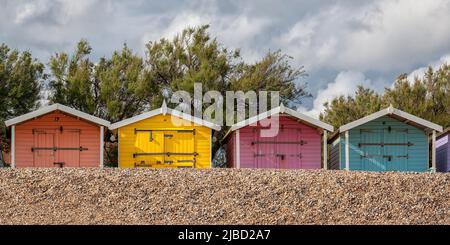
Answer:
0, 168, 449, 224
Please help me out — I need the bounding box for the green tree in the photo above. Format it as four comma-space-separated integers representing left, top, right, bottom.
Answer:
230, 50, 310, 105
145, 25, 238, 108
0, 43, 45, 158
384, 65, 450, 128
0, 44, 44, 119
98, 44, 152, 122
49, 40, 97, 115
320, 86, 382, 129
383, 74, 428, 118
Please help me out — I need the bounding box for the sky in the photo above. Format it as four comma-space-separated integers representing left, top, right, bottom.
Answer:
1, 0, 450, 118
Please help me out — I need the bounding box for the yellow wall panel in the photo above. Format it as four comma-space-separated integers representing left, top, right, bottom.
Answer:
118, 114, 212, 168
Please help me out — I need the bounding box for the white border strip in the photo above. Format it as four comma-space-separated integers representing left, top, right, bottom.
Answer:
236, 129, 240, 169
345, 131, 349, 171
11, 125, 15, 169
100, 126, 104, 168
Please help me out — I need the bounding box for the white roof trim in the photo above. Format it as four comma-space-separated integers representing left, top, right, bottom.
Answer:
5, 103, 110, 127
109, 101, 221, 131
227, 104, 334, 134
339, 105, 443, 132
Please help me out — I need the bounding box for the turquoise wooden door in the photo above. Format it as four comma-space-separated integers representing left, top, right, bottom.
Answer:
360, 129, 385, 171
383, 128, 408, 171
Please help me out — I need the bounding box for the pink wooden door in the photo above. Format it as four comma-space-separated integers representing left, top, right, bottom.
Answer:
277, 128, 302, 169
57, 129, 81, 167
254, 128, 279, 168
33, 129, 57, 167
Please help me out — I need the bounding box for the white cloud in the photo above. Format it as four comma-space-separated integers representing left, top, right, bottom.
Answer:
59, 0, 98, 18
14, 0, 97, 25
277, 0, 450, 73
14, 0, 50, 24
298, 71, 375, 118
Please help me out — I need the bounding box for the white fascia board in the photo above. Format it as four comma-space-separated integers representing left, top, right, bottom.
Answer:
339, 107, 443, 133
230, 107, 281, 131
283, 107, 334, 132
229, 105, 334, 132
392, 108, 443, 132
339, 108, 390, 132
109, 108, 162, 130
5, 103, 110, 127
109, 107, 221, 131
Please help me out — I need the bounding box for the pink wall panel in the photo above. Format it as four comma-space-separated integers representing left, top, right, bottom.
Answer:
229, 115, 322, 169
14, 111, 101, 168
239, 127, 257, 168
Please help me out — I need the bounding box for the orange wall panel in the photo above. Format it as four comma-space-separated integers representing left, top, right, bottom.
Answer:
14, 111, 101, 168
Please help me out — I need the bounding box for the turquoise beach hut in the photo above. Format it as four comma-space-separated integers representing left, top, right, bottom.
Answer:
328, 106, 443, 172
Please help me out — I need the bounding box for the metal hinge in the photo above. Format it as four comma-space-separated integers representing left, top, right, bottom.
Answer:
358, 142, 413, 147
32, 146, 88, 152
251, 140, 307, 145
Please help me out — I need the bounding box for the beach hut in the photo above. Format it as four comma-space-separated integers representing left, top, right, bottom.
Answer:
436, 128, 450, 172
224, 104, 334, 169
5, 104, 110, 168
109, 101, 221, 168
328, 106, 443, 172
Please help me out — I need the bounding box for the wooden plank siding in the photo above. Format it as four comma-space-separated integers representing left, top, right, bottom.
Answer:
329, 137, 340, 170
14, 111, 101, 168
228, 115, 322, 169
436, 134, 449, 172
118, 114, 212, 168
339, 116, 429, 172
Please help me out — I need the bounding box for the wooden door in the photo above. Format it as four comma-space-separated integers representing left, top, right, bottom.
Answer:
383, 128, 408, 171
134, 130, 164, 167
164, 130, 196, 168
277, 128, 302, 169
57, 129, 81, 167
360, 129, 385, 171
33, 129, 57, 167
254, 128, 279, 168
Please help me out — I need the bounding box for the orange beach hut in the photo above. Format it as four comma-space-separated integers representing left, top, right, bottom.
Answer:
5, 104, 110, 168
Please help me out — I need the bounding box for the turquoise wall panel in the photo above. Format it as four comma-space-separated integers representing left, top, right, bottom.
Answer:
339, 116, 429, 172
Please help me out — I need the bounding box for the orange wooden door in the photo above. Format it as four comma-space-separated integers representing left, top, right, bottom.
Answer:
57, 129, 81, 167
33, 129, 57, 167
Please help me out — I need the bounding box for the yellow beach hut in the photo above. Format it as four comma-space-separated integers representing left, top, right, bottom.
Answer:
109, 101, 221, 168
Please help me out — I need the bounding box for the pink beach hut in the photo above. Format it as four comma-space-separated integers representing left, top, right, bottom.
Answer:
224, 104, 333, 169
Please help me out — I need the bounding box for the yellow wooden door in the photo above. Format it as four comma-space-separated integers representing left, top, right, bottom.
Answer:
134, 130, 164, 167
164, 130, 196, 168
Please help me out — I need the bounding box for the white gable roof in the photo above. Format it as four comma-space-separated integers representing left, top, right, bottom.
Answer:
339, 105, 443, 132
5, 103, 110, 127
227, 104, 334, 134
109, 101, 221, 131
